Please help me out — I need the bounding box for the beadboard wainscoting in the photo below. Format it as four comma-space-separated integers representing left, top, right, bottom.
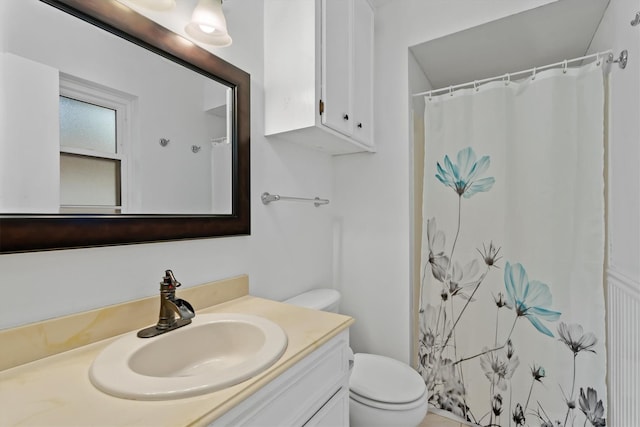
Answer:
607, 268, 640, 427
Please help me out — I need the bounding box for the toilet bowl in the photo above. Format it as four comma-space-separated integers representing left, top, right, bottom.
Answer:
284, 289, 428, 427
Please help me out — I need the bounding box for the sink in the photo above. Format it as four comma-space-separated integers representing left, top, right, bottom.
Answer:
89, 313, 288, 400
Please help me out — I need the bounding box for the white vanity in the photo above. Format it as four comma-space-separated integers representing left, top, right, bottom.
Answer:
0, 276, 353, 426
211, 330, 351, 427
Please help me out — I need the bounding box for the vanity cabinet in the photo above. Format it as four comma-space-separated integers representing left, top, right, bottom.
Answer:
264, 0, 374, 155
209, 330, 350, 427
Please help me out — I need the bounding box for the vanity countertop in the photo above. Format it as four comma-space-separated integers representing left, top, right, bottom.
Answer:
0, 277, 353, 426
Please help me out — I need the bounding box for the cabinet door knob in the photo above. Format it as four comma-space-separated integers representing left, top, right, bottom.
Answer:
343, 114, 349, 121
357, 123, 363, 129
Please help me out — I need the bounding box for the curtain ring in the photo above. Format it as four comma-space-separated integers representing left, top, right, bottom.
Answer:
428, 91, 432, 101
532, 67, 537, 80
449, 86, 453, 96
503, 73, 511, 86
596, 53, 601, 66
563, 60, 568, 74
474, 80, 479, 92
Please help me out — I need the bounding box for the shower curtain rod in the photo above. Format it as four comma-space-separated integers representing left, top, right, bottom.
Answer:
412, 49, 625, 98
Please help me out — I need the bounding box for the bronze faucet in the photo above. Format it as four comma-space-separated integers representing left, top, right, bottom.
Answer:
137, 270, 195, 338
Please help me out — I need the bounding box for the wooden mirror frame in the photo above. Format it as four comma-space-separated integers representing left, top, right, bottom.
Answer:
0, 0, 250, 253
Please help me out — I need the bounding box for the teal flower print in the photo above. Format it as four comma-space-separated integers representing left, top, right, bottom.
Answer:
504, 262, 561, 337
435, 147, 495, 198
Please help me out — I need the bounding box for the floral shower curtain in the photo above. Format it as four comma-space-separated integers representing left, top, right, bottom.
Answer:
419, 61, 607, 426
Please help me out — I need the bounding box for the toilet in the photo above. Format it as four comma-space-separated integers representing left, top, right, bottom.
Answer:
284, 289, 428, 427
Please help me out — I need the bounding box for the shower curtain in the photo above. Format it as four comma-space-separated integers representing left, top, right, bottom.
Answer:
419, 61, 607, 426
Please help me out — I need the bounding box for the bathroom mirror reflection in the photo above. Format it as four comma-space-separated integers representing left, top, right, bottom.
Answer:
1, 0, 233, 215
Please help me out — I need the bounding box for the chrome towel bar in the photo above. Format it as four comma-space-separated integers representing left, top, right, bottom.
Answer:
261, 192, 329, 207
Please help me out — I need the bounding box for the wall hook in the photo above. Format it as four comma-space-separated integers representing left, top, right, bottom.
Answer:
631, 12, 640, 26
159, 138, 170, 147
191, 145, 201, 153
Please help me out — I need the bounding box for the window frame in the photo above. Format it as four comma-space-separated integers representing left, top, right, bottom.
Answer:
58, 74, 134, 213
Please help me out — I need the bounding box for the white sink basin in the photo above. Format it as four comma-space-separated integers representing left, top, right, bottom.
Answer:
89, 313, 288, 400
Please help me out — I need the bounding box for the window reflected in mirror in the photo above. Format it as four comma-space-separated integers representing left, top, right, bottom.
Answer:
59, 95, 123, 214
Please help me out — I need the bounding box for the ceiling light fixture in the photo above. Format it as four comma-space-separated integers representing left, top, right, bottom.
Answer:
185, 0, 232, 47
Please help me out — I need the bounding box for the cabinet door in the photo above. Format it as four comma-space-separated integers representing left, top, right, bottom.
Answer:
351, 0, 373, 146
321, 0, 353, 137
304, 388, 349, 427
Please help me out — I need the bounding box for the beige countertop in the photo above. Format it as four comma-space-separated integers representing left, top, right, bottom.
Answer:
0, 276, 353, 427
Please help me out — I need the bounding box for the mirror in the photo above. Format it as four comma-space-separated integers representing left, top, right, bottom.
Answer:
0, 0, 250, 253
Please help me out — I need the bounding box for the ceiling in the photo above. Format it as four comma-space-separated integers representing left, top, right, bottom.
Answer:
409, 0, 610, 90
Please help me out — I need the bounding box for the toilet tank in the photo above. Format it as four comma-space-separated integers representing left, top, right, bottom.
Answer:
283, 289, 341, 313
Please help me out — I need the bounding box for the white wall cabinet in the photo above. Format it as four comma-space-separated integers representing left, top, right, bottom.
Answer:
209, 330, 350, 427
264, 0, 374, 155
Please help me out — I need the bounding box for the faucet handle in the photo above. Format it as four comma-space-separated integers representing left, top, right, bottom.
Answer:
162, 269, 181, 289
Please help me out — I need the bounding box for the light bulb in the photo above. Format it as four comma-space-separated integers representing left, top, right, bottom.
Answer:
199, 24, 216, 34
185, 0, 232, 47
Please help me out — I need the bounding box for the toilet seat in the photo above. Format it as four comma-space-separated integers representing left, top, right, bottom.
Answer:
349, 353, 426, 410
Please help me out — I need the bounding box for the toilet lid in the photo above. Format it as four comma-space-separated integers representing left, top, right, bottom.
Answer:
349, 353, 426, 404
350, 389, 428, 411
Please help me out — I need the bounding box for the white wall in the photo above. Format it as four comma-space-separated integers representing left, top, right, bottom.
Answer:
0, 0, 334, 329
1, 53, 60, 212
333, 0, 558, 363
587, 0, 640, 424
